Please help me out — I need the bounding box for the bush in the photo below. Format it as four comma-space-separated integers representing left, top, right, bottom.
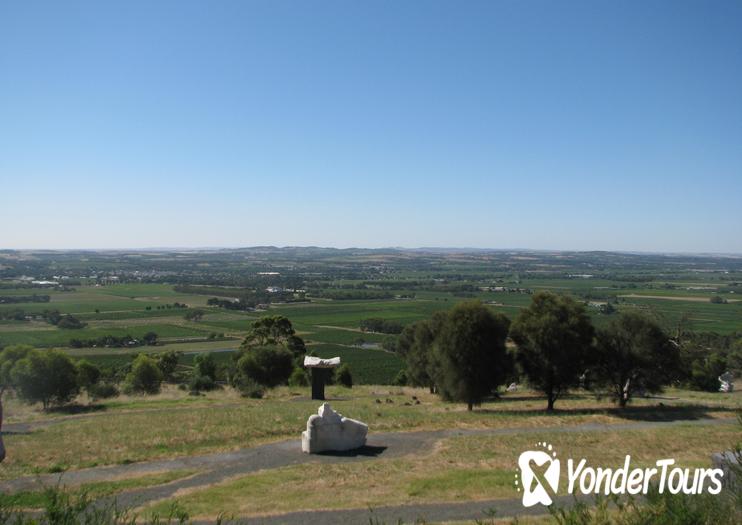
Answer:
88, 382, 119, 400
76, 359, 101, 392
156, 351, 181, 381
288, 367, 309, 387
189, 374, 218, 393
236, 346, 293, 388
194, 353, 217, 381
124, 354, 163, 395
393, 369, 408, 386
336, 363, 353, 388
235, 377, 264, 399
56, 315, 86, 329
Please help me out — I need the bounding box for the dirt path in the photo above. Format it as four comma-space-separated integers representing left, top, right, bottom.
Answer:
1, 417, 733, 516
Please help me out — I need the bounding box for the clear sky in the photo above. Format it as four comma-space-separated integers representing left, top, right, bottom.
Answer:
1, 1, 740, 252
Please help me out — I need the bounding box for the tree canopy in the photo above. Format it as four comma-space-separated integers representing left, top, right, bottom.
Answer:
593, 311, 678, 406
509, 292, 595, 411
433, 301, 511, 410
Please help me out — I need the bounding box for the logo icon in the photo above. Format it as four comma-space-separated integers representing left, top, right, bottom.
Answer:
515, 442, 560, 507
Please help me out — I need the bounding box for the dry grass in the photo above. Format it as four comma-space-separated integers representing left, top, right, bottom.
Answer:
2, 385, 739, 481
141, 422, 740, 519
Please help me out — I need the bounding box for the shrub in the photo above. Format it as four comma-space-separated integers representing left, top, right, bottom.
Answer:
336, 363, 353, 388
235, 377, 264, 399
189, 374, 218, 393
288, 367, 309, 387
124, 354, 163, 395
393, 369, 408, 386
156, 351, 181, 381
56, 315, 86, 329
193, 353, 217, 381
76, 359, 101, 392
88, 382, 119, 400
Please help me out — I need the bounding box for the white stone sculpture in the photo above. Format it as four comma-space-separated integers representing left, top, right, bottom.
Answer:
719, 371, 734, 393
301, 403, 368, 454
303, 356, 341, 367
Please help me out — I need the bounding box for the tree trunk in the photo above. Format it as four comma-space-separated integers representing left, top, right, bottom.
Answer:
619, 395, 628, 408
546, 395, 555, 411
467, 401, 473, 411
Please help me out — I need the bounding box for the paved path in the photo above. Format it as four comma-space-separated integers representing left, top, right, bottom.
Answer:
1, 416, 733, 522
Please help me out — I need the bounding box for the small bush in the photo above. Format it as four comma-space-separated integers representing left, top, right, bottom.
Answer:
336, 363, 353, 388
88, 382, 119, 400
393, 369, 408, 386
124, 354, 163, 395
236, 377, 264, 399
288, 367, 309, 387
189, 374, 218, 393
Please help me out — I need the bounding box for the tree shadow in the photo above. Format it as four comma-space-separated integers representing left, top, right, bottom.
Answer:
0, 426, 33, 435
473, 404, 738, 422
288, 396, 351, 403
46, 403, 107, 415
316, 445, 388, 457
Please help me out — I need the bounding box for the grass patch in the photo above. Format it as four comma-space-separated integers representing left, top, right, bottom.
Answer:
0, 469, 196, 508
142, 423, 740, 519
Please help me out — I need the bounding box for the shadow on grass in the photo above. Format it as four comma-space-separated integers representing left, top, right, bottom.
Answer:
316, 445, 388, 457
473, 404, 738, 422
46, 403, 107, 415
288, 396, 351, 403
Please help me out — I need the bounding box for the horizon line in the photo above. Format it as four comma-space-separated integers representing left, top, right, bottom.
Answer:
2, 245, 742, 258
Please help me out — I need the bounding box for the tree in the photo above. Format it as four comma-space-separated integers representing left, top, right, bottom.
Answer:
0, 345, 33, 395
156, 350, 181, 381
142, 332, 158, 346
194, 353, 217, 381
56, 315, 86, 329
184, 309, 205, 321
433, 301, 511, 411
240, 316, 296, 349
76, 359, 102, 393
593, 312, 678, 407
1, 345, 34, 459
509, 292, 595, 411
286, 335, 306, 359
399, 311, 448, 393
236, 346, 293, 388
11, 350, 80, 409
125, 354, 163, 394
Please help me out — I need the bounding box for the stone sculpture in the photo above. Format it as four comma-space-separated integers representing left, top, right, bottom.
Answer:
719, 371, 734, 393
301, 403, 368, 454
303, 356, 340, 400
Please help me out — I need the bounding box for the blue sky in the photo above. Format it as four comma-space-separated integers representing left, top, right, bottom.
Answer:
1, 1, 740, 252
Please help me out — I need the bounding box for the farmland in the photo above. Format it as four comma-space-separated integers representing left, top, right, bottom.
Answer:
1, 248, 741, 523
1, 248, 741, 384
